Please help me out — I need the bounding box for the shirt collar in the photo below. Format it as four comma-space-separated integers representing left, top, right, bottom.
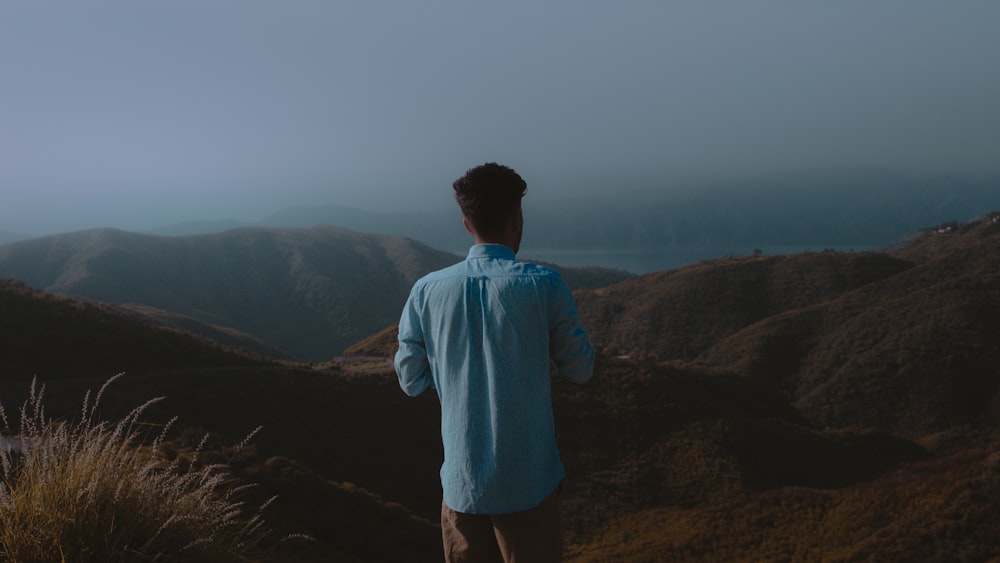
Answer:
467, 244, 516, 260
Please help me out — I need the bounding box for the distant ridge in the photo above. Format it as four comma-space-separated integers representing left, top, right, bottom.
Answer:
0, 226, 461, 361
147, 218, 246, 236
261, 171, 1000, 258
126, 171, 1000, 269
0, 226, 630, 361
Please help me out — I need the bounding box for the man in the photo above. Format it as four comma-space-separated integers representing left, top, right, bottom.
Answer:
395, 163, 594, 562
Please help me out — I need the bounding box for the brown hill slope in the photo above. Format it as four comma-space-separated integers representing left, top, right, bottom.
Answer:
122, 302, 292, 359
700, 215, 1000, 437
0, 226, 461, 361
568, 437, 1000, 562
6, 216, 998, 561
0, 279, 273, 382
3, 280, 974, 562
0, 368, 444, 562
575, 251, 913, 360
13, 354, 928, 562
549, 354, 928, 547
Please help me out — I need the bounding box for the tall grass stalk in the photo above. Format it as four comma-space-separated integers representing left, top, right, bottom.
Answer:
0, 374, 276, 562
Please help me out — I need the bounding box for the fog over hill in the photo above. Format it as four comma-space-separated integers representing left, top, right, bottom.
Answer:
143, 170, 1000, 274
0, 229, 25, 245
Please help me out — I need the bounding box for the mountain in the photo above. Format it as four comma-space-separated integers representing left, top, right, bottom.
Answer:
0, 282, 443, 561
575, 212, 1000, 439
4, 213, 999, 561
0, 278, 274, 382
352, 212, 997, 560
147, 218, 246, 236
0, 226, 631, 362
122, 302, 293, 359
0, 226, 461, 362
701, 213, 1000, 438
575, 251, 914, 361
0, 288, 936, 561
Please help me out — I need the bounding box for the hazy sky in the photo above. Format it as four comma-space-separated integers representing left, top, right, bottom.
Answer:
2, 1, 999, 235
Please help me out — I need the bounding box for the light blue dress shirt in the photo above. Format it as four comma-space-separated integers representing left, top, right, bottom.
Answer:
395, 244, 594, 514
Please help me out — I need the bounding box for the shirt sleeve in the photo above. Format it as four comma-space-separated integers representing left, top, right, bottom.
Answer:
394, 290, 434, 396
548, 275, 595, 384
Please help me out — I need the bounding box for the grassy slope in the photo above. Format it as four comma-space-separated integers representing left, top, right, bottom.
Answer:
0, 279, 442, 561
4, 214, 999, 561
556, 215, 1000, 561
700, 216, 1000, 437
568, 439, 1000, 562
575, 251, 914, 361
0, 278, 275, 382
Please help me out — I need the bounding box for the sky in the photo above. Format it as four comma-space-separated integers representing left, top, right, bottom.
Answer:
2, 1, 999, 235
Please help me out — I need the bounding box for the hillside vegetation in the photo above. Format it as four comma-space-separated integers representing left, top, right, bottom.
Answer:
575, 213, 1000, 440
343, 212, 1000, 560
575, 251, 914, 361
1, 213, 998, 561
0, 279, 274, 382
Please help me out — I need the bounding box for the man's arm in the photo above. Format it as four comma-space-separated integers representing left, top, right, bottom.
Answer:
549, 277, 595, 383
394, 293, 434, 396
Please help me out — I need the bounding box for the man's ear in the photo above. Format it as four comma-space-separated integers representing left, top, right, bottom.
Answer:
463, 216, 475, 236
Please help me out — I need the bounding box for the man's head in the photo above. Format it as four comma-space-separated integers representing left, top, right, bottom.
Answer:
453, 163, 527, 252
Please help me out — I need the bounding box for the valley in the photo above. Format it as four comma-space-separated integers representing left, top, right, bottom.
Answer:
0, 213, 998, 561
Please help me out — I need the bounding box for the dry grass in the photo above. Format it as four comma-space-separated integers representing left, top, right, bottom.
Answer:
0, 374, 293, 562
566, 439, 1000, 562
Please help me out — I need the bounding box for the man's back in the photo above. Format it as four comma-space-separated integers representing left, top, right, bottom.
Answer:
395, 162, 592, 562
395, 244, 593, 514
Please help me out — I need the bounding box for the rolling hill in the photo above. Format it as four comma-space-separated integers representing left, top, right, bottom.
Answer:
1, 286, 943, 562
0, 226, 462, 362
574, 251, 914, 361
3, 213, 999, 561
0, 278, 275, 382
0, 226, 631, 362
573, 213, 1000, 440
0, 282, 444, 562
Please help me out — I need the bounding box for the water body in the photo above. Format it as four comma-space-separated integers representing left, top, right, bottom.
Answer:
520, 244, 872, 275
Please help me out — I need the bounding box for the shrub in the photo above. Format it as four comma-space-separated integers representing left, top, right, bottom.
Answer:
0, 374, 280, 562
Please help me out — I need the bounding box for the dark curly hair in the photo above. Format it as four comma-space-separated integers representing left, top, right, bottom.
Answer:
453, 163, 527, 238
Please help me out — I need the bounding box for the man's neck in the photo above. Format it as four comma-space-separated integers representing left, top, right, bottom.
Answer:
473, 235, 516, 254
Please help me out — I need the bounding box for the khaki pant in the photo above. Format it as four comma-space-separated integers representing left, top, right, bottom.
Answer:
440, 485, 563, 563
